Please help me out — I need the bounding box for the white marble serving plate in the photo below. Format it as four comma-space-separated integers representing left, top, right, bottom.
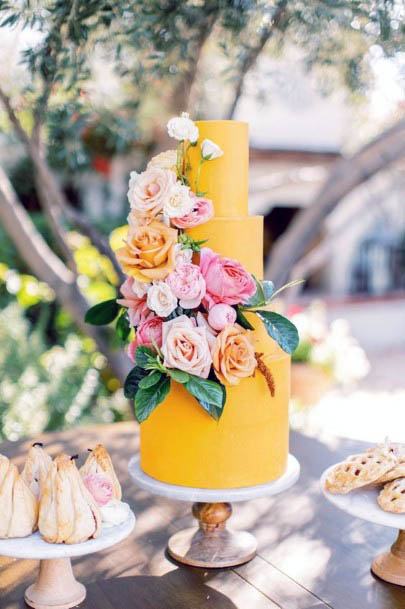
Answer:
0, 510, 136, 560
128, 454, 300, 503
321, 465, 405, 529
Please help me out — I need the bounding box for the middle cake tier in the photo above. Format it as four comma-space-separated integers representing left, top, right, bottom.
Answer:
188, 215, 263, 279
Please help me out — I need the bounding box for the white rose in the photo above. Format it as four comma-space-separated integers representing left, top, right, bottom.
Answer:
147, 281, 177, 317
174, 244, 193, 266
163, 183, 194, 218
167, 112, 199, 143
147, 150, 178, 173
201, 139, 224, 160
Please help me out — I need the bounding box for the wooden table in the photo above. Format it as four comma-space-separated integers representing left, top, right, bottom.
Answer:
0, 422, 404, 609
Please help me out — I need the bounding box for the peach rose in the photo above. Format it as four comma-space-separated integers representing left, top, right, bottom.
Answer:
116, 220, 178, 282
212, 324, 257, 385
83, 473, 113, 507
162, 315, 212, 378
127, 167, 177, 219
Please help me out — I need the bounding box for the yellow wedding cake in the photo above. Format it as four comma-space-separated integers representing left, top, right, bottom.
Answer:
140, 121, 290, 489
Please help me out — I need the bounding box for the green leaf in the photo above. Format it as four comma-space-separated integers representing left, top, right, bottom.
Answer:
134, 377, 171, 423
167, 369, 190, 383
236, 306, 254, 330
270, 279, 305, 300
85, 299, 119, 325
138, 371, 162, 389
116, 311, 130, 341
244, 275, 265, 308
184, 376, 226, 420
135, 346, 156, 369
124, 366, 147, 399
256, 311, 299, 355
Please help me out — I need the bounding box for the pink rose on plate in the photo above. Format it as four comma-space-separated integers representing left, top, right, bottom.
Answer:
83, 473, 113, 507
166, 263, 206, 309
162, 315, 212, 378
208, 303, 237, 331
127, 316, 163, 361
171, 195, 214, 229
117, 278, 153, 327
127, 167, 176, 219
199, 248, 256, 308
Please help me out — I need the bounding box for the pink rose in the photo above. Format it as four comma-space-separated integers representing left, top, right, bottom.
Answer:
136, 316, 163, 348
208, 303, 237, 331
199, 248, 256, 308
83, 473, 113, 507
166, 263, 206, 309
117, 278, 153, 327
171, 195, 214, 229
127, 167, 176, 219
162, 315, 212, 378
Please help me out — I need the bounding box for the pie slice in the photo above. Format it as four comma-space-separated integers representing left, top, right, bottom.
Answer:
325, 447, 398, 494
378, 477, 405, 513
0, 454, 38, 538
22, 443, 52, 498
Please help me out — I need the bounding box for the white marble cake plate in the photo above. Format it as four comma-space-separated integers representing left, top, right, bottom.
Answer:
321, 464, 405, 586
128, 454, 300, 568
0, 511, 135, 609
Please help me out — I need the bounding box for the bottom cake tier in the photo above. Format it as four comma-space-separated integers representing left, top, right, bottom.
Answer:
140, 328, 290, 489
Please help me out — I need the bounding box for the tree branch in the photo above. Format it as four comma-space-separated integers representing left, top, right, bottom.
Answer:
265, 120, 405, 286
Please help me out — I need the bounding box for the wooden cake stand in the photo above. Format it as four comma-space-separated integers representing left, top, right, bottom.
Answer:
321, 465, 405, 586
0, 511, 135, 609
128, 455, 300, 568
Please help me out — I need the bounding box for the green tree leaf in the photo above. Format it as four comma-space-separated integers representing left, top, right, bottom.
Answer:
85, 299, 119, 325
138, 370, 162, 389
124, 366, 148, 399
256, 311, 299, 355
167, 369, 190, 383
236, 306, 254, 330
134, 376, 171, 423
184, 375, 226, 420
116, 311, 130, 341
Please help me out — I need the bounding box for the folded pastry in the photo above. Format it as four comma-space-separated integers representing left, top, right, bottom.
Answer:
22, 443, 52, 498
378, 478, 405, 513
80, 444, 122, 500
325, 447, 398, 494
0, 454, 38, 538
39, 454, 101, 544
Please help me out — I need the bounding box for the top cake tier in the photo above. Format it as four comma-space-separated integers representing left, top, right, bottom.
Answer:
187, 120, 249, 218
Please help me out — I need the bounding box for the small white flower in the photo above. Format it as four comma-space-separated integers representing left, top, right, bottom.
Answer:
147, 281, 177, 318
167, 112, 199, 143
147, 150, 178, 172
201, 139, 223, 160
131, 279, 150, 298
174, 244, 193, 265
163, 183, 195, 218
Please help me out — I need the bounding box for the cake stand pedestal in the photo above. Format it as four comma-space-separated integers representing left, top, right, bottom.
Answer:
0, 511, 135, 609
321, 465, 405, 586
128, 454, 299, 568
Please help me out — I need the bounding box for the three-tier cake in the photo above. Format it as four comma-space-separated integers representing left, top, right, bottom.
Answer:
140, 121, 290, 489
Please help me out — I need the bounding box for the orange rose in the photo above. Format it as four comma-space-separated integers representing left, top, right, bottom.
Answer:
212, 324, 257, 385
115, 220, 178, 282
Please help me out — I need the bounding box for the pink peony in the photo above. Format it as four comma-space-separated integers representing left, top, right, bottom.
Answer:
208, 303, 237, 331
166, 263, 206, 309
117, 278, 154, 328
171, 195, 214, 229
136, 316, 163, 348
199, 248, 256, 308
162, 315, 212, 378
83, 473, 113, 507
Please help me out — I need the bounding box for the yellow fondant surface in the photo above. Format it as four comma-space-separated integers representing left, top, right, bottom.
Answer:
140, 120, 290, 488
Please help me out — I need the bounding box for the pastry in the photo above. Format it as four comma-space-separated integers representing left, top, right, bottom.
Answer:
39, 454, 101, 544
22, 442, 52, 498
0, 454, 38, 538
325, 447, 398, 494
80, 444, 122, 500
378, 477, 405, 513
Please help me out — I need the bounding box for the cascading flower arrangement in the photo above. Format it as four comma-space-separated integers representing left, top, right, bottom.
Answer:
86, 113, 300, 423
